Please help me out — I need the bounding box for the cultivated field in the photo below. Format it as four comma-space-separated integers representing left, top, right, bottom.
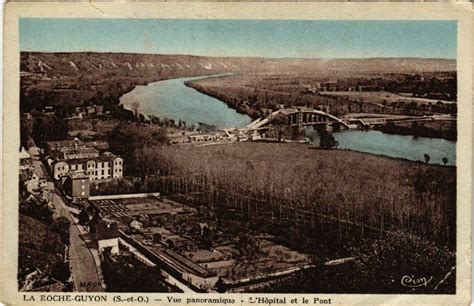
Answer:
319, 91, 455, 105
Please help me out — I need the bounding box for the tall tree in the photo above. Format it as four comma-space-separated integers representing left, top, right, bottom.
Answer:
272, 113, 288, 142
424, 154, 431, 164
319, 129, 338, 149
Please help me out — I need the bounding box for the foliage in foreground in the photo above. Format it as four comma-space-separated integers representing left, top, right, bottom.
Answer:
250, 231, 455, 294
18, 215, 71, 288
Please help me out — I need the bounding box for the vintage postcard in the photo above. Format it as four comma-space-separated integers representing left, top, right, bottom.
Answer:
2, 1, 472, 305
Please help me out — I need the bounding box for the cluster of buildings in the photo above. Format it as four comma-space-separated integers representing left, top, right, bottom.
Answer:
303, 81, 384, 94
18, 149, 68, 292
35, 104, 108, 119
168, 129, 251, 145
76, 195, 221, 291
45, 138, 124, 199
19, 148, 52, 206
71, 105, 105, 119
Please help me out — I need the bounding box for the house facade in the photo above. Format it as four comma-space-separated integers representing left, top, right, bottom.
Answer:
52, 154, 123, 181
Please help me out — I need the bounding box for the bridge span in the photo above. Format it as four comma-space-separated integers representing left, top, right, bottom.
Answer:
243, 107, 351, 132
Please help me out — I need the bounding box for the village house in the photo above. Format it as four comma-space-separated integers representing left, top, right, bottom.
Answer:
95, 219, 121, 255
46, 138, 84, 154
63, 172, 90, 199
19, 147, 32, 168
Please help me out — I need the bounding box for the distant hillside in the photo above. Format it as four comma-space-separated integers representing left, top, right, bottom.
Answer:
21, 52, 456, 78
19, 52, 456, 113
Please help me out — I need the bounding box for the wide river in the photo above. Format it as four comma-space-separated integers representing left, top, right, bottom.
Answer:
306, 128, 455, 166
120, 75, 252, 129
120, 75, 456, 166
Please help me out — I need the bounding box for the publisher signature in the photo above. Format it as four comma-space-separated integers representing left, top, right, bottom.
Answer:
401, 275, 433, 288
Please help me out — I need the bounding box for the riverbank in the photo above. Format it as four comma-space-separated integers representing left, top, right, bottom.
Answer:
184, 80, 261, 119
306, 129, 456, 166
374, 120, 457, 141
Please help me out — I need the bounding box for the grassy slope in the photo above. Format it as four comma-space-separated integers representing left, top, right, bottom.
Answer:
18, 215, 64, 282
19, 214, 62, 251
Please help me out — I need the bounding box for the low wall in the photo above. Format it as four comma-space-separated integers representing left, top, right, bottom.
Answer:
89, 192, 160, 201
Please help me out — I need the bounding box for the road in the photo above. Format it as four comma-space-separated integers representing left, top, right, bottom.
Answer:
32, 158, 103, 292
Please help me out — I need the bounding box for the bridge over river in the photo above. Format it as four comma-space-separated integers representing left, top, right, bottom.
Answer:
121, 76, 456, 165
243, 107, 454, 133
243, 107, 351, 133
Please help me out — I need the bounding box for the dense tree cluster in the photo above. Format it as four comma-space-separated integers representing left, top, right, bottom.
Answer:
319, 129, 338, 149
249, 231, 455, 294
30, 114, 69, 147
107, 122, 167, 177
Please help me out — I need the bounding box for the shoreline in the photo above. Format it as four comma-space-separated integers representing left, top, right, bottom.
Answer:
373, 122, 457, 141
184, 80, 261, 119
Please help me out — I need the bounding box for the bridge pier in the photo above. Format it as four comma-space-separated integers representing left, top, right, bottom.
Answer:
297, 111, 304, 136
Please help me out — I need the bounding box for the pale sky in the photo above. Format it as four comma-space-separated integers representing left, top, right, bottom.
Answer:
20, 19, 457, 59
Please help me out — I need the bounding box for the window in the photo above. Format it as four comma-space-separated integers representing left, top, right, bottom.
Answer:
102, 170, 104, 175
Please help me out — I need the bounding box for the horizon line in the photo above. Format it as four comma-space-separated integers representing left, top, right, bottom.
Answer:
20, 50, 457, 61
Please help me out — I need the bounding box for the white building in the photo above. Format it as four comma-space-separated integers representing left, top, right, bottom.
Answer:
51, 153, 123, 181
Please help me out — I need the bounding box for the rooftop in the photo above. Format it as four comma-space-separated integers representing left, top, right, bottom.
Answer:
69, 171, 89, 179
46, 139, 83, 150
63, 146, 99, 156
54, 153, 120, 165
